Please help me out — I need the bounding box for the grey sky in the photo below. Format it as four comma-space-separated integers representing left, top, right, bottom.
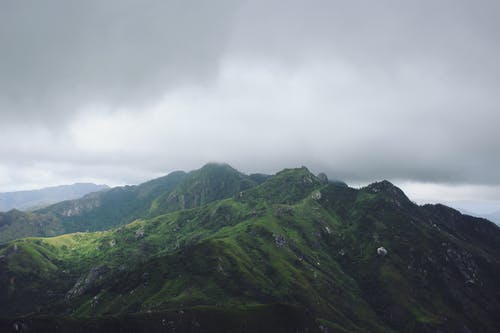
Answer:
0, 1, 499, 207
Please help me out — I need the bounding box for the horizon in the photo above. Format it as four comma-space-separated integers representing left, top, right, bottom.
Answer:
1, 1, 499, 216
1, 161, 498, 218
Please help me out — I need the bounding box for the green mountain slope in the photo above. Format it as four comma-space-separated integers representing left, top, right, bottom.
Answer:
0, 164, 261, 244
1, 166, 499, 332
0, 210, 63, 243
0, 171, 185, 244
37, 170, 188, 233
149, 163, 256, 215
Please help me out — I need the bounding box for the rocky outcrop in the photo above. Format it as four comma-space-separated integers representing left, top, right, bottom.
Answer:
311, 191, 322, 200
274, 233, 287, 247
66, 265, 109, 299
445, 248, 479, 284
61, 196, 101, 217
377, 247, 388, 256
135, 227, 145, 240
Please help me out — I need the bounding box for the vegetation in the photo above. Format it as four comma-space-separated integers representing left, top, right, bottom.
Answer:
0, 164, 499, 332
0, 164, 254, 243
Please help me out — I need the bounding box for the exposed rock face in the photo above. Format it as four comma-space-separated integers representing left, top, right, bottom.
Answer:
66, 265, 109, 299
377, 247, 388, 256
445, 248, 479, 284
274, 233, 287, 247
369, 180, 410, 198
311, 191, 322, 200
302, 174, 316, 184
2, 164, 500, 333
91, 295, 100, 309
62, 196, 101, 217
135, 227, 145, 240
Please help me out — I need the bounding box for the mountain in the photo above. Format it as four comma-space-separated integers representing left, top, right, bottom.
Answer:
1, 165, 499, 332
0, 163, 259, 244
461, 210, 500, 226
446, 202, 500, 226
0, 183, 109, 212
149, 163, 257, 216
483, 211, 500, 225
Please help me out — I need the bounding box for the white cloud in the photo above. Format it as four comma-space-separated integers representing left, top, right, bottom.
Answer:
397, 182, 500, 204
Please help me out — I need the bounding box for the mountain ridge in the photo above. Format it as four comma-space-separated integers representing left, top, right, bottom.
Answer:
0, 164, 499, 332
0, 183, 109, 212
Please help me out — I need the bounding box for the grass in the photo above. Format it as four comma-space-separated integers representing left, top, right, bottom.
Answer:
1, 167, 500, 332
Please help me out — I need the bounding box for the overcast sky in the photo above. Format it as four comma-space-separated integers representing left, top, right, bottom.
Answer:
1, 0, 499, 212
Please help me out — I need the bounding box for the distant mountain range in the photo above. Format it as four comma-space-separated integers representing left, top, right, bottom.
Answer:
447, 204, 500, 225
462, 210, 500, 225
0, 163, 499, 332
484, 211, 500, 224
0, 183, 109, 212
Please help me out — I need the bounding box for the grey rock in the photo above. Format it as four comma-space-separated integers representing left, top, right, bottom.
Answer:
66, 265, 109, 299
445, 248, 479, 284
377, 247, 388, 256
91, 295, 100, 309
135, 227, 145, 240
273, 233, 287, 247
311, 191, 322, 200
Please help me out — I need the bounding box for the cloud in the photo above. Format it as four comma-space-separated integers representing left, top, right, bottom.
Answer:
396, 181, 500, 203
0, 1, 499, 199
0, 0, 238, 125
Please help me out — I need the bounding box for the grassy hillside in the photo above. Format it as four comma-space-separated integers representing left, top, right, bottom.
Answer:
149, 163, 257, 215
0, 164, 261, 244
0, 210, 63, 244
1, 166, 499, 332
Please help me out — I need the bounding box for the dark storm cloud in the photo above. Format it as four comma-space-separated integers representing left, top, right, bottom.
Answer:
0, 0, 499, 190
0, 0, 237, 124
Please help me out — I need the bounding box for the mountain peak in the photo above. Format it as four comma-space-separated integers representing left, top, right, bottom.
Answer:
149, 163, 255, 215
366, 179, 395, 188
2, 163, 500, 332
275, 166, 314, 177
362, 180, 413, 209
200, 162, 236, 171
272, 167, 321, 189
365, 180, 404, 195
239, 166, 321, 205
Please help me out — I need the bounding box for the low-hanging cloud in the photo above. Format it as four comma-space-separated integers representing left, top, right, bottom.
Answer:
0, 0, 499, 195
